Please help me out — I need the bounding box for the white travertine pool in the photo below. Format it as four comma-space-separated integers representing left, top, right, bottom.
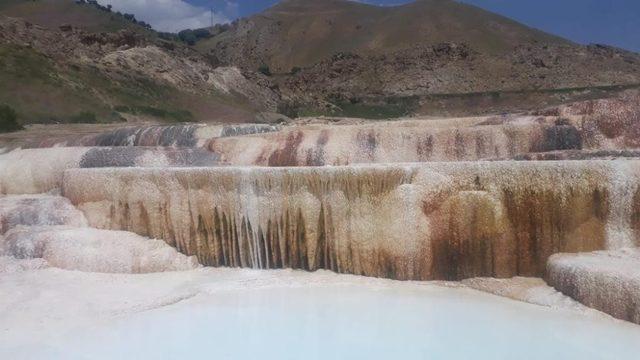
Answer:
10, 283, 640, 360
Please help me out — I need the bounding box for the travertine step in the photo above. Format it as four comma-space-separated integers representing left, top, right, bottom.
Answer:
63, 161, 640, 280
0, 147, 219, 194
0, 123, 281, 149
547, 248, 640, 325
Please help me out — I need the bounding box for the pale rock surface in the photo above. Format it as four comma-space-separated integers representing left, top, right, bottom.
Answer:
3, 226, 199, 273
0, 146, 222, 194
0, 148, 85, 194
547, 248, 640, 324
207, 67, 280, 110
0, 195, 87, 234
461, 277, 601, 314
0, 256, 48, 273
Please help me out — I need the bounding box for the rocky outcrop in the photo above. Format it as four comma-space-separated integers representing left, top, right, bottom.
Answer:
537, 90, 640, 149
547, 248, 640, 324
63, 161, 640, 281
0, 148, 85, 195
461, 277, 597, 311
0, 16, 279, 123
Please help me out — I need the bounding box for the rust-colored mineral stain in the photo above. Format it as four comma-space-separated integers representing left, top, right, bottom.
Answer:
429, 192, 508, 280
305, 129, 330, 166
633, 188, 640, 245
416, 135, 434, 160
268, 131, 304, 166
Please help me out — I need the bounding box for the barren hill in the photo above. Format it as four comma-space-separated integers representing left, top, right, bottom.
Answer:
0, 1, 279, 125
2, 0, 640, 123
199, 0, 640, 117
201, 0, 568, 72
0, 0, 144, 33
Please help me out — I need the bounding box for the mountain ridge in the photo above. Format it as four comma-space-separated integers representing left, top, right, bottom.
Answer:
1, 0, 640, 124
194, 0, 639, 117
199, 0, 571, 73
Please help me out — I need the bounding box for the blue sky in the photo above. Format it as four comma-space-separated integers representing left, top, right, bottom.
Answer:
101, 0, 640, 52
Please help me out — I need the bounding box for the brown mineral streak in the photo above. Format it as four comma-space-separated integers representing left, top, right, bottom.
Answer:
63, 161, 639, 281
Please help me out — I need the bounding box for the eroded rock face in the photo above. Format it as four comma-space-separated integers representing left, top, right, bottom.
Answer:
0, 192, 198, 274
541, 91, 640, 149
0, 16, 281, 118
547, 248, 640, 324
460, 277, 596, 311
63, 161, 640, 281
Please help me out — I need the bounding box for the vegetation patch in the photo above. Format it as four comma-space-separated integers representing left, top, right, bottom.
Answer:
0, 44, 56, 85
283, 96, 419, 119
115, 105, 194, 122
332, 96, 420, 119
0, 104, 23, 133
258, 65, 272, 77
67, 111, 98, 124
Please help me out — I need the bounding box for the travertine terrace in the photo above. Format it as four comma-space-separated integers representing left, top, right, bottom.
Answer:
63, 161, 638, 280
1, 92, 640, 324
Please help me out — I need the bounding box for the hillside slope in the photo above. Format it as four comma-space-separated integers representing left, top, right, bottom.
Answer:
198, 0, 640, 117
199, 0, 569, 72
0, 2, 280, 126
0, 0, 143, 33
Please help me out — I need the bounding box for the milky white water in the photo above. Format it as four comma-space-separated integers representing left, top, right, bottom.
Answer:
10, 283, 640, 360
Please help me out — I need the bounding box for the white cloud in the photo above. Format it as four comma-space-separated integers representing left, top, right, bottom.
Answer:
99, 0, 232, 32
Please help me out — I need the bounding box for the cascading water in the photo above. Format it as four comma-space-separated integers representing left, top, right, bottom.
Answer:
605, 161, 640, 249
62, 161, 640, 281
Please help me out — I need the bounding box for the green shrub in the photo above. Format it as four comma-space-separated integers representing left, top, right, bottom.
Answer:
258, 65, 272, 76
178, 30, 197, 45
0, 105, 23, 133
192, 28, 211, 39
176, 29, 211, 46
68, 111, 98, 123
115, 105, 193, 122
